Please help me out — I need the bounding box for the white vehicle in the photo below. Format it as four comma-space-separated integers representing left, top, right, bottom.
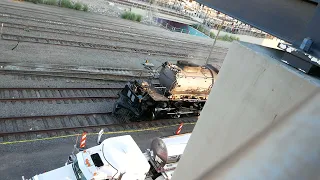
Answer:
23, 131, 191, 180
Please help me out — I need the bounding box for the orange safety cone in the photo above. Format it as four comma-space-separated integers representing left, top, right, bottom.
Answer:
79, 132, 87, 149
175, 123, 184, 135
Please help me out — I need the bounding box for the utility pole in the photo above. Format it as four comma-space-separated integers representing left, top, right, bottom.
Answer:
202, 9, 208, 25
205, 20, 224, 65
148, 0, 156, 25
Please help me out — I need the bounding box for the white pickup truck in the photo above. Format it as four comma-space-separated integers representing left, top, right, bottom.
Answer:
24, 131, 191, 180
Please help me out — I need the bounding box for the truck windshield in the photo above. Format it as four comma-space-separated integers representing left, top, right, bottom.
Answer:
72, 160, 87, 180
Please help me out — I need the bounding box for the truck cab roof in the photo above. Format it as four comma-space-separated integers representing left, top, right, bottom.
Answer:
79, 135, 150, 180
101, 135, 150, 177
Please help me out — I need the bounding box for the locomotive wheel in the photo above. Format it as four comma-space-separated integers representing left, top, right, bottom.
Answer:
151, 112, 155, 120
143, 112, 155, 121
112, 103, 120, 115
130, 116, 140, 122
114, 106, 139, 122
171, 113, 181, 119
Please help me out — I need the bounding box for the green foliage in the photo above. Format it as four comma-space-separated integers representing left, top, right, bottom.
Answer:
25, 0, 43, 4
129, 12, 137, 21
233, 36, 240, 41
121, 12, 143, 22
44, 0, 57, 5
24, 0, 93, 13
136, 14, 142, 22
218, 34, 240, 42
197, 25, 205, 33
191, 24, 240, 41
82, 4, 89, 11
149, 0, 155, 4
61, 0, 74, 9
74, 2, 82, 10
209, 32, 215, 38
192, 24, 209, 36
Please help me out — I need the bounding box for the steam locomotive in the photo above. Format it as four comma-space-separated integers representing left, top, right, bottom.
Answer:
113, 61, 218, 121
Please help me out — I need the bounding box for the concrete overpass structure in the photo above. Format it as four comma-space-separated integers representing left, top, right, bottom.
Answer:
155, 12, 198, 25
172, 42, 320, 179
110, 0, 199, 25
130, 7, 198, 25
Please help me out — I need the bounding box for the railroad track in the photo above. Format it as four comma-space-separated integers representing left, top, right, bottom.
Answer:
0, 112, 197, 141
0, 87, 121, 102
0, 12, 217, 49
0, 85, 196, 143
0, 3, 182, 33
0, 63, 159, 82
0, 1, 194, 26
0, 62, 157, 75
0, 2, 160, 31
0, 70, 157, 82
0, 112, 114, 138
0, 12, 228, 58
0, 22, 227, 54
1, 33, 195, 58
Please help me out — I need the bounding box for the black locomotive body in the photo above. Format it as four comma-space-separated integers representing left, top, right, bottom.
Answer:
113, 61, 218, 121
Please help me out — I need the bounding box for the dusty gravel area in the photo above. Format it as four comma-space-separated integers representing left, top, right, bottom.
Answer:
0, 0, 230, 70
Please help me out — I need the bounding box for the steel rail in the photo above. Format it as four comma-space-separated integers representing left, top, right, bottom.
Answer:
0, 12, 207, 47
0, 22, 226, 54
0, 87, 122, 90
1, 34, 193, 58
0, 2, 194, 33
0, 70, 157, 82
0, 96, 118, 101
0, 87, 121, 101
0, 112, 113, 121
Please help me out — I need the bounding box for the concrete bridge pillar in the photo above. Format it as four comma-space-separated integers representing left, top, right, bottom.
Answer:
172, 42, 320, 180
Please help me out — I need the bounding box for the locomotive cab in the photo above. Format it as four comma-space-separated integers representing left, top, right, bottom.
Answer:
113, 80, 169, 121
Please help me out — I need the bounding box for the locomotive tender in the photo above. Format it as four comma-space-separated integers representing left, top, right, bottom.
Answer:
113, 61, 218, 121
